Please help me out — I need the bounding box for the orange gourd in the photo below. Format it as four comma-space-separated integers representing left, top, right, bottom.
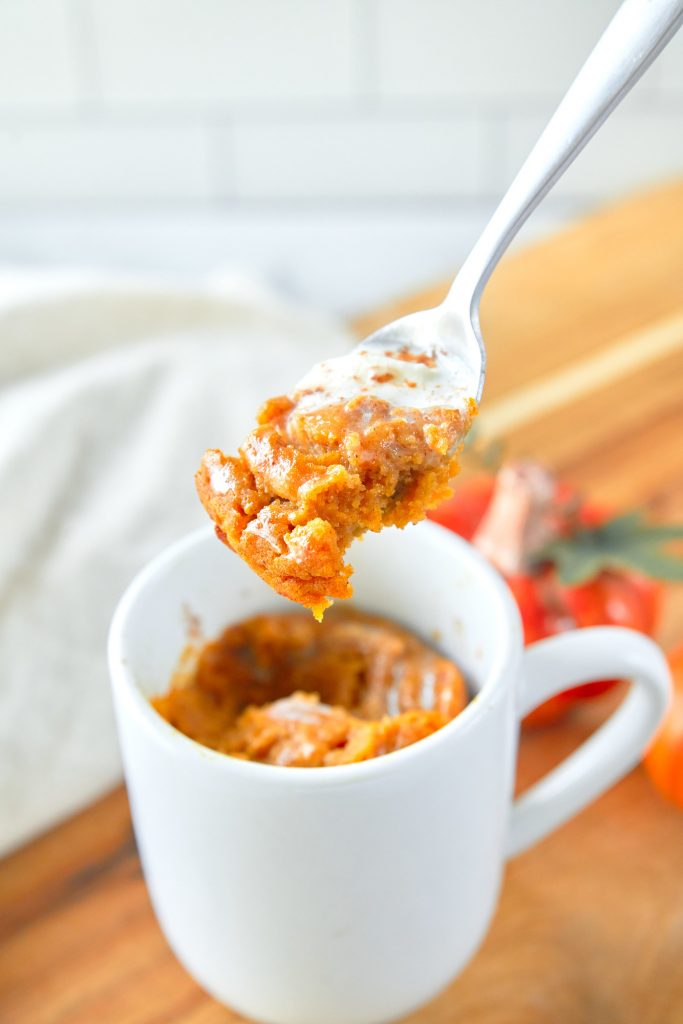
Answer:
644, 646, 683, 808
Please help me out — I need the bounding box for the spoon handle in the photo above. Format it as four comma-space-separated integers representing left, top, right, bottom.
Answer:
449, 0, 683, 312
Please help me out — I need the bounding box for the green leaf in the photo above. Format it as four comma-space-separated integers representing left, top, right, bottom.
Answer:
608, 551, 683, 581
535, 510, 683, 586
624, 522, 683, 542
602, 510, 683, 542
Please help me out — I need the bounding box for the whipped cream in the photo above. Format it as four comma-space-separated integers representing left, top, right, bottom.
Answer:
293, 343, 476, 413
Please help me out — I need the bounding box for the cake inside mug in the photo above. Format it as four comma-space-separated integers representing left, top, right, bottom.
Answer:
152, 609, 468, 767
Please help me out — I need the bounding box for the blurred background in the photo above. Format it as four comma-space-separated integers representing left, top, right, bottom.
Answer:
2, 5, 683, 1023
1, 0, 682, 314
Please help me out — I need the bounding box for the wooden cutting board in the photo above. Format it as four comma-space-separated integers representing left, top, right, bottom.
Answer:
2, 182, 683, 1024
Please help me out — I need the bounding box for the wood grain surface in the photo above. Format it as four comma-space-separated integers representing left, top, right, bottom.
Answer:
2, 181, 683, 1024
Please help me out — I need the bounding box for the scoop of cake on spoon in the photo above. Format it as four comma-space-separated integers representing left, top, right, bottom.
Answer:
197, 0, 682, 618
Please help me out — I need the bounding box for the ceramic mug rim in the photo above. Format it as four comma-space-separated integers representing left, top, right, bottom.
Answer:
108, 522, 524, 787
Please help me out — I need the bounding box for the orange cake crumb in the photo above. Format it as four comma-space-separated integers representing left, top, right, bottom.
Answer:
152, 610, 468, 767
196, 392, 476, 617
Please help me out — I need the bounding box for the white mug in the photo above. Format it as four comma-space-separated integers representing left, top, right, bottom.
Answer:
109, 523, 670, 1024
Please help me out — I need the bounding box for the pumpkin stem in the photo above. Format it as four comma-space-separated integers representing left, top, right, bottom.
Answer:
472, 461, 560, 575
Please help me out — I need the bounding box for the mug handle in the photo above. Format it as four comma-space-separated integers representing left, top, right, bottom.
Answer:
507, 626, 671, 857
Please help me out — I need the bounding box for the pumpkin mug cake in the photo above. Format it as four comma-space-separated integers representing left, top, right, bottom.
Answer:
196, 343, 476, 619
153, 609, 468, 767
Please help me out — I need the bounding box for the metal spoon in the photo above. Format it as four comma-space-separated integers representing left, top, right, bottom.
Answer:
298, 0, 683, 416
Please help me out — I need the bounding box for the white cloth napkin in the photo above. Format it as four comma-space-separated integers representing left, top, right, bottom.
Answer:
0, 268, 353, 857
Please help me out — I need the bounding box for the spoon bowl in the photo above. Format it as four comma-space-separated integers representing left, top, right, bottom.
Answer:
360, 302, 485, 405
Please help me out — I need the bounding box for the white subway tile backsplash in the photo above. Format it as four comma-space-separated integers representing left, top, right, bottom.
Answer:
377, 0, 622, 103
0, 0, 680, 313
91, 0, 356, 105
0, 122, 212, 202
658, 31, 683, 96
0, 200, 580, 314
228, 115, 495, 199
505, 104, 683, 201
0, 0, 79, 108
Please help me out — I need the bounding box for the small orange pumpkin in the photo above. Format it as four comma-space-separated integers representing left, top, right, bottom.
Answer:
644, 645, 683, 808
